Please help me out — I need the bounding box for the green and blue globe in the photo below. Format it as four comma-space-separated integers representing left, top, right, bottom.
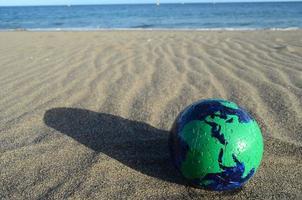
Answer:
169, 99, 263, 191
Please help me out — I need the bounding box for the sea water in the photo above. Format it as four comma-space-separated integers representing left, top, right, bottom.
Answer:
0, 2, 301, 30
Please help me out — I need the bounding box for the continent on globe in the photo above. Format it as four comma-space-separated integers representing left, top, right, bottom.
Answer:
169, 99, 263, 191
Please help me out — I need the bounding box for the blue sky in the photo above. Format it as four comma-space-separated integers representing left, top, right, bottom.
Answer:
0, 0, 299, 6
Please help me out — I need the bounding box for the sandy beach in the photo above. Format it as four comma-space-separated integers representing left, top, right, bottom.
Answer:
0, 30, 301, 199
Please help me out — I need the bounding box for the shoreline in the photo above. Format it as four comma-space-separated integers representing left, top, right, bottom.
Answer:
1, 27, 301, 32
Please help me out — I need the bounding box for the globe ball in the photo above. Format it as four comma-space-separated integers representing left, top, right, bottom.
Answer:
169, 99, 263, 191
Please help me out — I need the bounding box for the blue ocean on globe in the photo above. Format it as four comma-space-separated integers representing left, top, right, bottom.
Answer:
169, 99, 264, 191
0, 2, 302, 30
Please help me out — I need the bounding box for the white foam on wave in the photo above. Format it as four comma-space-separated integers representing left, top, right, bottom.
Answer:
0, 27, 301, 32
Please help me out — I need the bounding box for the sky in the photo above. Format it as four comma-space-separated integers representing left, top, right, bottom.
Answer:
0, 0, 300, 6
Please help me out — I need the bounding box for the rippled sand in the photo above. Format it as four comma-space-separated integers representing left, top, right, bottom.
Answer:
0, 31, 301, 199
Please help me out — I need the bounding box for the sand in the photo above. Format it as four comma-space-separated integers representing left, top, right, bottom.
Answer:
0, 30, 301, 199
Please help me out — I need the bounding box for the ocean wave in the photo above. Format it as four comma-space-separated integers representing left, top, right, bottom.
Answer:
130, 24, 154, 28
0, 27, 301, 32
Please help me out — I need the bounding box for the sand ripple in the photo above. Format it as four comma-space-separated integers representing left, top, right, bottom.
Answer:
0, 31, 301, 199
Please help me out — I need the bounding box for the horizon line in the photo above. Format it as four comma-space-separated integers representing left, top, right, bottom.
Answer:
0, 1, 302, 7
